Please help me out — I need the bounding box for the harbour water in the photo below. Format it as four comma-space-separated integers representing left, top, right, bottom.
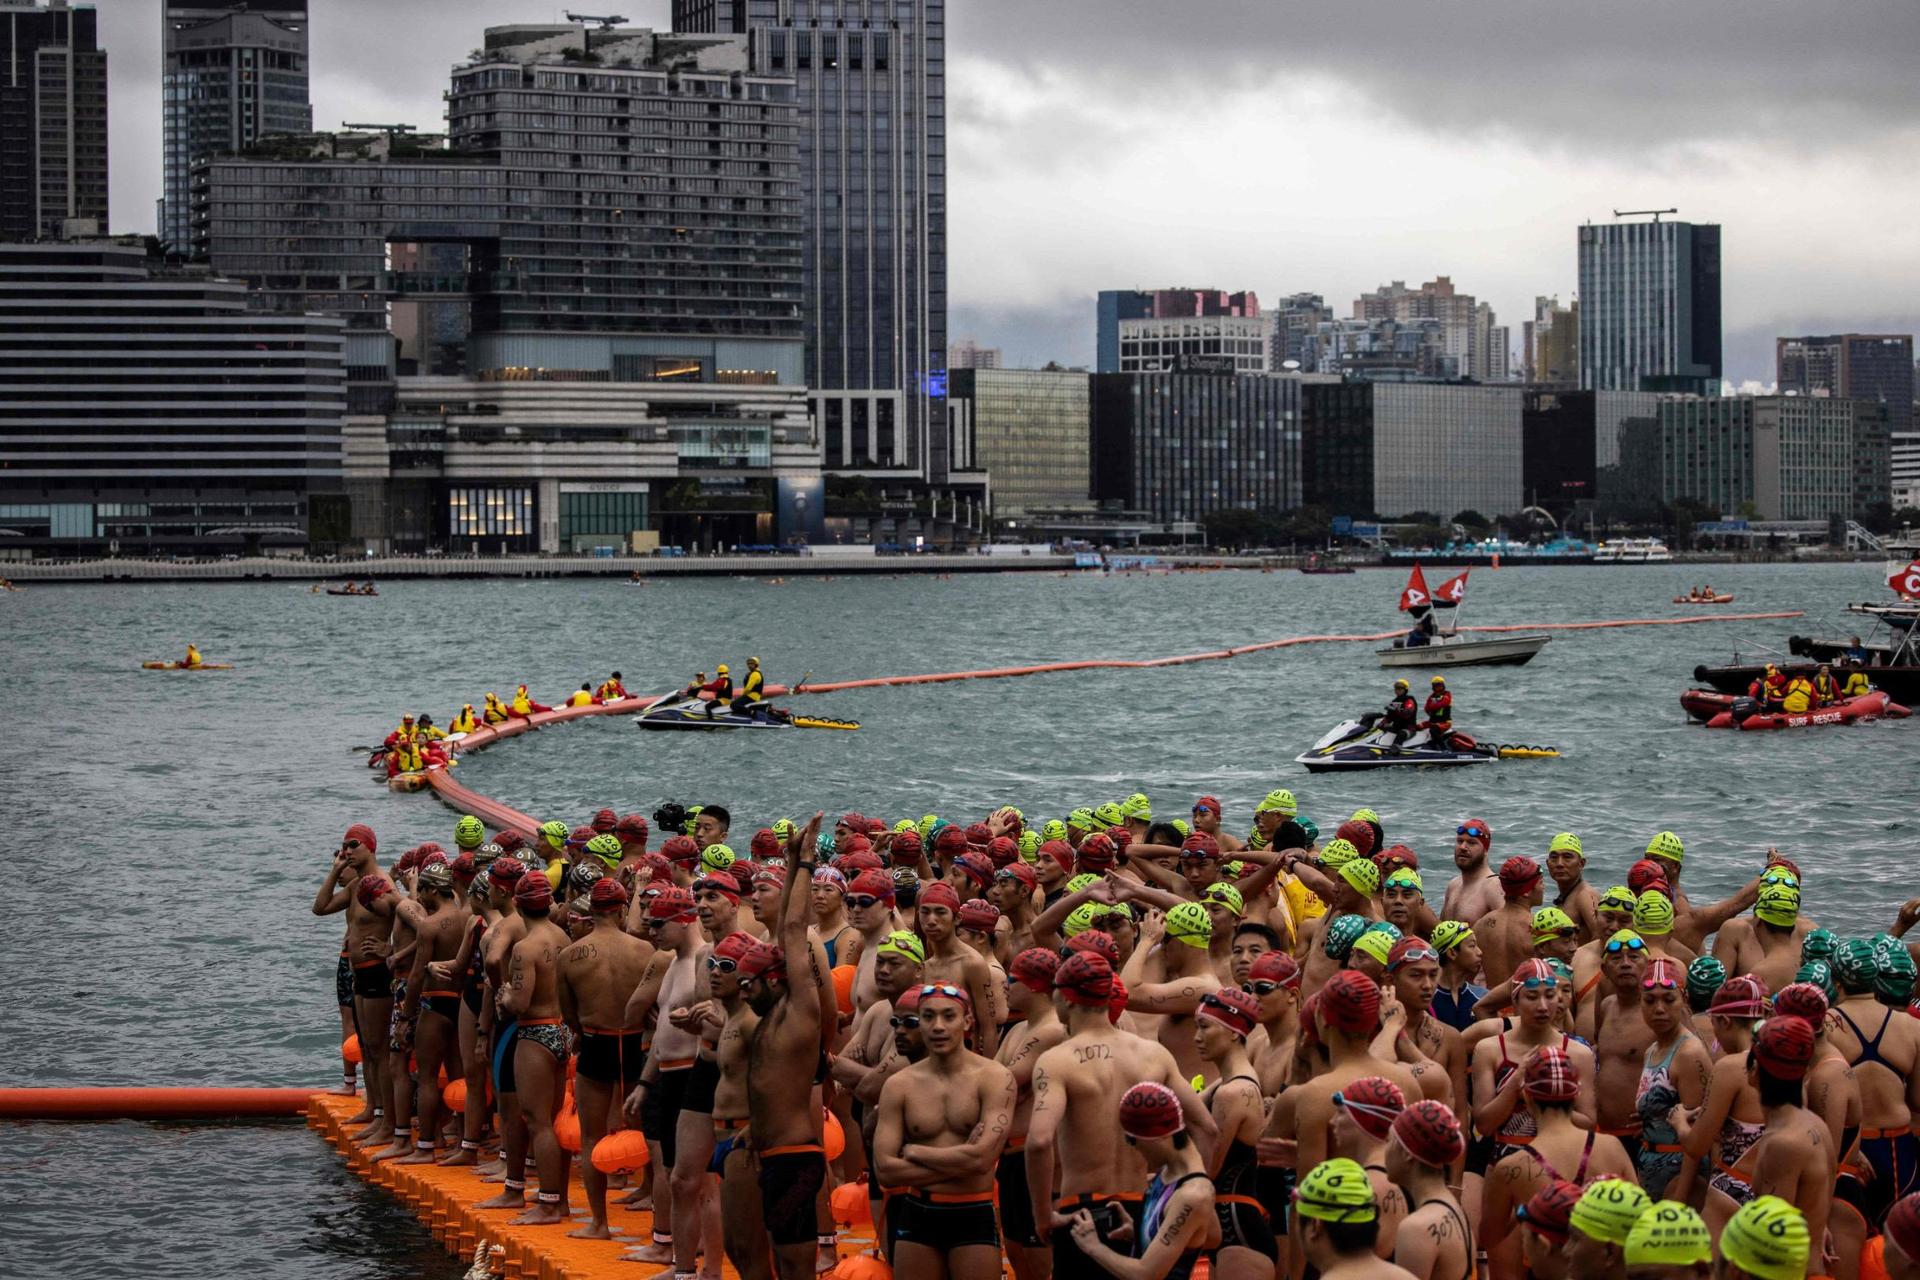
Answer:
1, 560, 1910, 1278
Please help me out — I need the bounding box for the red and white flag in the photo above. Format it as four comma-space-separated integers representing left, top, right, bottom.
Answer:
1433, 569, 1469, 609
1890, 560, 1920, 599
1399, 564, 1430, 612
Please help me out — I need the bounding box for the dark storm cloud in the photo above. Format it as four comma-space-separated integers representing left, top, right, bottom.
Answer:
951, 0, 1920, 154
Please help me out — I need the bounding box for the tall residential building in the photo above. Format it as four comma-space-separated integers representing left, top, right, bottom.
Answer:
1577, 217, 1722, 394
947, 337, 1001, 369
1648, 394, 1887, 521
1090, 370, 1300, 522
948, 367, 1090, 517
1523, 296, 1578, 386
0, 0, 107, 240
195, 27, 829, 552
1302, 317, 1456, 382
1115, 313, 1273, 374
674, 0, 948, 485
1302, 382, 1524, 519
1777, 334, 1914, 433
161, 2, 310, 250
1269, 292, 1332, 369
1096, 287, 1259, 373
1351, 276, 1501, 380
0, 239, 345, 554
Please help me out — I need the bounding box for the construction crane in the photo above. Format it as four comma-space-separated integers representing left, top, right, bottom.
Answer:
565, 11, 628, 28
1612, 207, 1679, 222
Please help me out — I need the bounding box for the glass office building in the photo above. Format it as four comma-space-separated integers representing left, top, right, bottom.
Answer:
1577, 219, 1721, 395
161, 2, 309, 250
1302, 382, 1523, 519
677, 0, 947, 480
1090, 371, 1300, 522
1777, 334, 1914, 434
0, 1, 108, 240
0, 240, 346, 554
947, 368, 1090, 516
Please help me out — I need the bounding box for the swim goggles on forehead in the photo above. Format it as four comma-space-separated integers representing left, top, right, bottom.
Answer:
1605, 936, 1647, 954
1457, 825, 1487, 839
1391, 945, 1440, 968
1642, 970, 1680, 990
1516, 973, 1558, 991
919, 983, 965, 1001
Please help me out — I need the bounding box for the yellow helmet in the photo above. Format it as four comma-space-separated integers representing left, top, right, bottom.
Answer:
717, 664, 730, 675
1431, 675, 1446, 684
1393, 678, 1409, 691
748, 656, 760, 666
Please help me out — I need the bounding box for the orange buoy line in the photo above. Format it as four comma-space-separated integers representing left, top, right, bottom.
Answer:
0, 1086, 318, 1120
1461, 610, 1803, 633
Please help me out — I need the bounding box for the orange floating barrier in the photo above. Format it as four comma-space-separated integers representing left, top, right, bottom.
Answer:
0, 1087, 318, 1120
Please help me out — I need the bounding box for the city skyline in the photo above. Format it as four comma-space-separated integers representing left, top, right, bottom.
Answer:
93, 0, 1920, 385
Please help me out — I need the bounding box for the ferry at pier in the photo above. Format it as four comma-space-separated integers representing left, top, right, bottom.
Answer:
1592, 537, 1674, 563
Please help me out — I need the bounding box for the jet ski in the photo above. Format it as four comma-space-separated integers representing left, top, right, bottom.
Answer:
633, 696, 859, 731
1294, 715, 1558, 772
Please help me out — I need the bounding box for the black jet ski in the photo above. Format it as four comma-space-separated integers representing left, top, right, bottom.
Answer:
1294, 715, 1557, 772
633, 696, 859, 731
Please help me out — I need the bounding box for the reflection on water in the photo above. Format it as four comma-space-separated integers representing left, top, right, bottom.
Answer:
0, 562, 1907, 1274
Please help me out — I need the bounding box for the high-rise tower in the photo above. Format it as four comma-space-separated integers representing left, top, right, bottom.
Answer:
1577, 217, 1721, 395
0, 0, 108, 240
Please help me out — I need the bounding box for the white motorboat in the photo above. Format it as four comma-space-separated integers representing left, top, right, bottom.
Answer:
1378, 631, 1551, 667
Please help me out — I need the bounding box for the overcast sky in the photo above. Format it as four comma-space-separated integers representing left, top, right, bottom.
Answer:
102, 0, 1920, 385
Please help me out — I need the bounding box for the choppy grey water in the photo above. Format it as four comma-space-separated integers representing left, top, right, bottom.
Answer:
1, 561, 1911, 1277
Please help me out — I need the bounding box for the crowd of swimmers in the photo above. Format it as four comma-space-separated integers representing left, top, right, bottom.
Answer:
315, 790, 1920, 1280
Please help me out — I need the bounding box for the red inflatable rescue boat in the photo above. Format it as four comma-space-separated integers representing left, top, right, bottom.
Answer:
1697, 690, 1910, 729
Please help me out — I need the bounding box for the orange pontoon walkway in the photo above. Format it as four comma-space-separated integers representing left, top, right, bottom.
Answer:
308, 1092, 877, 1279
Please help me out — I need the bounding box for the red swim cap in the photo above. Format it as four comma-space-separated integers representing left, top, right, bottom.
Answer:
1499, 856, 1541, 897
1458, 817, 1491, 847
1076, 833, 1117, 871
355, 875, 391, 908
615, 813, 650, 840
1887, 1194, 1920, 1268
987, 836, 1018, 868
1249, 951, 1303, 990
1000, 863, 1038, 892
1040, 839, 1075, 872
838, 851, 885, 876
1319, 969, 1382, 1036
1773, 982, 1828, 1026
1335, 1075, 1405, 1139
738, 942, 786, 982
843, 834, 873, 856
590, 878, 629, 911
713, 930, 758, 964
1627, 859, 1667, 894
953, 853, 994, 888
1197, 987, 1259, 1038
1392, 1099, 1465, 1167
514, 870, 552, 912
934, 826, 968, 855
1065, 930, 1120, 969
1193, 795, 1221, 816
1755, 1015, 1815, 1080
450, 852, 477, 881
662, 835, 700, 865
649, 887, 697, 922
488, 856, 527, 888
1180, 833, 1220, 861
848, 869, 896, 901
918, 981, 972, 1013
692, 875, 740, 902
750, 828, 780, 859
919, 881, 961, 912
1055, 951, 1115, 1006
1011, 948, 1061, 993
1512, 957, 1557, 986
893, 985, 923, 1015
838, 812, 866, 832
495, 831, 527, 853
964, 823, 993, 849
889, 831, 923, 863
1710, 975, 1772, 1019
1377, 844, 1419, 870
569, 825, 597, 848
958, 899, 1001, 932
345, 823, 377, 853
1520, 1180, 1580, 1242
1522, 1047, 1581, 1102
1334, 819, 1375, 858
1118, 1082, 1185, 1139
592, 808, 618, 833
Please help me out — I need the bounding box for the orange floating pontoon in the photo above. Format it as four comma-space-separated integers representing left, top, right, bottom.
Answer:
0, 1086, 317, 1120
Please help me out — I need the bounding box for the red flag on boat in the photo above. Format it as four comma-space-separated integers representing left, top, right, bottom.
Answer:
1399, 564, 1430, 612
1891, 560, 1920, 599
1433, 569, 1469, 609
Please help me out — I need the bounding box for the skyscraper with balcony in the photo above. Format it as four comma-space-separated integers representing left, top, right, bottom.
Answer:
0, 0, 108, 240
675, 0, 947, 484
1577, 217, 1722, 394
161, 2, 310, 250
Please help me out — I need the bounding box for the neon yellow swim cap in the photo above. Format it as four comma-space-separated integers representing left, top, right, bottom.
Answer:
1548, 832, 1583, 858
1320, 837, 1360, 868
1120, 793, 1152, 822
700, 843, 736, 872
1531, 907, 1576, 944
454, 815, 486, 849
1256, 789, 1297, 817
539, 820, 570, 851
1384, 867, 1424, 892
1568, 1178, 1651, 1245
1350, 929, 1394, 967
1718, 1195, 1808, 1280
1430, 920, 1474, 954
875, 930, 925, 964
1623, 1200, 1711, 1267
1338, 858, 1380, 897
1203, 883, 1244, 917
1293, 1158, 1376, 1223
1646, 830, 1684, 862
1165, 901, 1213, 948
1632, 891, 1674, 936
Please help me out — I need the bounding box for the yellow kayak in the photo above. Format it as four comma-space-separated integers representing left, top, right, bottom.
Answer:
142, 661, 233, 671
